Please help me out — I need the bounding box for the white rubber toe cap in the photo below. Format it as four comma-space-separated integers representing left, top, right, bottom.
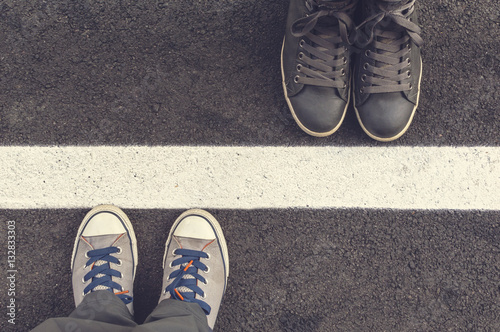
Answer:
173, 215, 216, 240
82, 212, 126, 236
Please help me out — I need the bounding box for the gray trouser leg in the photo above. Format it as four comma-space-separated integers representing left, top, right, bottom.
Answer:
134, 299, 211, 332
31, 291, 211, 332
31, 290, 137, 332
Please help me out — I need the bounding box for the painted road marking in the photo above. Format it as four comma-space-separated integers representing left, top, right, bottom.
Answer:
1, 146, 498, 210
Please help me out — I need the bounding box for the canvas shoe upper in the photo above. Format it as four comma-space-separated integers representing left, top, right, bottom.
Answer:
353, 0, 423, 141
71, 205, 138, 315
282, 0, 359, 137
159, 209, 229, 330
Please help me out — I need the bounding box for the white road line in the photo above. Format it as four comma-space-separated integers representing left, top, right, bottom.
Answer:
1, 146, 498, 210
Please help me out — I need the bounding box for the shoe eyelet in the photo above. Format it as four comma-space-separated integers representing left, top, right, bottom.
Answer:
409, 83, 413, 90
206, 253, 211, 260
407, 70, 411, 77
83, 264, 88, 270
341, 68, 345, 76
298, 52, 304, 60
172, 249, 177, 256
82, 277, 86, 283
116, 259, 122, 267
293, 75, 300, 84
82, 291, 86, 296
299, 39, 305, 48
407, 58, 411, 65
296, 64, 302, 72
365, 50, 371, 57
342, 56, 347, 64
84, 251, 89, 259
407, 44, 411, 51
361, 74, 367, 82
342, 82, 346, 89
363, 63, 369, 70
116, 247, 122, 254
119, 273, 123, 279
360, 87, 364, 94
168, 261, 173, 268
203, 266, 210, 274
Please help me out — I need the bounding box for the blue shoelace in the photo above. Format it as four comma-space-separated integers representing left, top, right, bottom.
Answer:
83, 247, 132, 305
165, 248, 211, 314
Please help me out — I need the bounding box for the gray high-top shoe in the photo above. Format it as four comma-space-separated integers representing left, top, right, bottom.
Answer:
353, 0, 423, 141
282, 0, 359, 137
159, 209, 229, 330
71, 205, 138, 314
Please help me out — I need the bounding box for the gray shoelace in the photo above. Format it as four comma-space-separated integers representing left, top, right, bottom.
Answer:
356, 0, 423, 94
291, 0, 358, 88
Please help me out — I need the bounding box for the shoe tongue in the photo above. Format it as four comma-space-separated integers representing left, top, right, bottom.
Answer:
309, 1, 349, 61
368, 0, 410, 42
84, 234, 123, 292
176, 275, 195, 295
375, 0, 410, 11
317, 0, 352, 10
368, 1, 409, 75
173, 236, 213, 296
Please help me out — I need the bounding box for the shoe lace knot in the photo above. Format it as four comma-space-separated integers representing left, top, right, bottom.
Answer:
293, 1, 358, 43
83, 246, 132, 305
356, 0, 423, 48
290, 0, 358, 88
165, 248, 211, 315
355, 0, 423, 94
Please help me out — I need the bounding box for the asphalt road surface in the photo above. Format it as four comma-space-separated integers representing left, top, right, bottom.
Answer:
0, 0, 499, 331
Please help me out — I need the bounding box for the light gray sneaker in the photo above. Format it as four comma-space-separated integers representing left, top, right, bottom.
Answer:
71, 205, 138, 315
159, 209, 229, 330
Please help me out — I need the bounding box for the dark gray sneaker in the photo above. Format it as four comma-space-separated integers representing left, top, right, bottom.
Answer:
159, 209, 229, 330
282, 0, 358, 137
353, 0, 423, 141
71, 205, 138, 314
